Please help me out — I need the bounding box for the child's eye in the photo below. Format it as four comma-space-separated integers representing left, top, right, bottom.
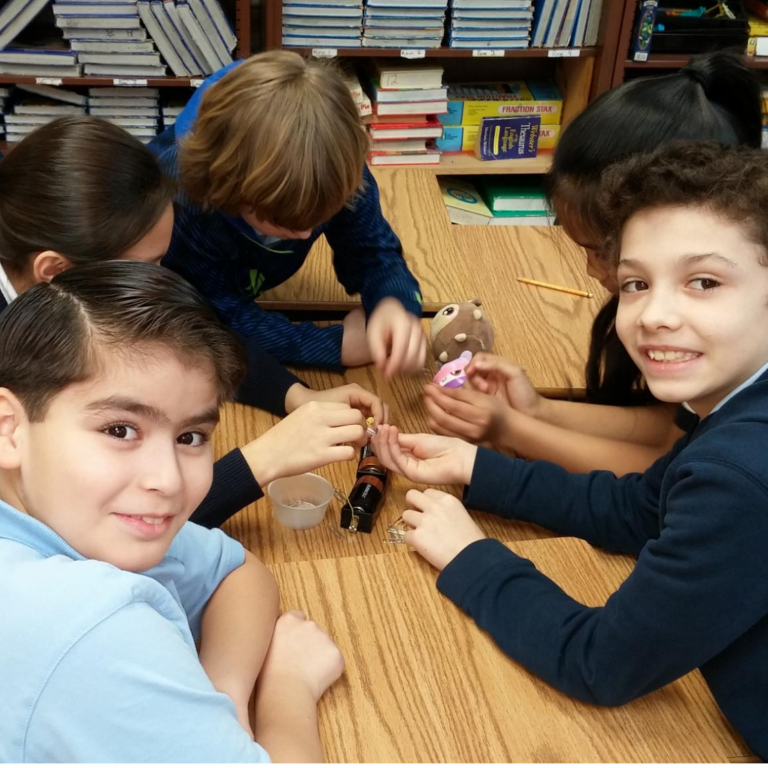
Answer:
689, 277, 720, 291
619, 279, 648, 293
103, 423, 139, 440
177, 431, 209, 447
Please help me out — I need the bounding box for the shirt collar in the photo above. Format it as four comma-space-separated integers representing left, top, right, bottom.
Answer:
0, 499, 84, 560
684, 358, 768, 417
0, 261, 18, 306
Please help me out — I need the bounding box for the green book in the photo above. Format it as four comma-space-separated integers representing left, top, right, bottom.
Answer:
489, 210, 556, 227
478, 176, 549, 214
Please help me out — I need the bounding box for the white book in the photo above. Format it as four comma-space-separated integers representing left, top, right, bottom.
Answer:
88, 85, 159, 95
56, 15, 144, 27
0, 63, 82, 75
365, 7, 443, 17
451, 0, 530, 6
571, 0, 590, 46
104, 116, 158, 127
160, 0, 206, 75
375, 86, 447, 102
90, 106, 159, 116
451, 17, 530, 27
544, 0, 570, 46
0, 0, 53, 51
188, 0, 232, 63
14, 101, 86, 115
283, 25, 360, 36
556, 0, 580, 46
362, 37, 442, 47
375, 99, 447, 115
454, 8, 533, 17
285, 15, 360, 26
0, 49, 78, 66
367, 0, 445, 6
450, 37, 529, 47
195, 0, 235, 51
177, 0, 224, 72
70, 39, 156, 51
64, 26, 147, 38
531, 0, 557, 45
363, 27, 443, 38
282, 5, 362, 17
373, 61, 443, 89
368, 150, 440, 166
142, 0, 193, 75
451, 29, 529, 39
124, 128, 159, 137
370, 138, 427, 151
6, 113, 75, 124
283, 35, 362, 47
583, 0, 602, 46
88, 95, 158, 106
83, 63, 167, 75
52, 2, 139, 14
362, 17, 442, 27
79, 52, 162, 64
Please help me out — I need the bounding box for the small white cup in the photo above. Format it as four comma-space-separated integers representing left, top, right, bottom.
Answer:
267, 473, 335, 530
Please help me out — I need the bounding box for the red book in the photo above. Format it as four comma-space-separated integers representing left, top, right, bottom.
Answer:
367, 116, 443, 140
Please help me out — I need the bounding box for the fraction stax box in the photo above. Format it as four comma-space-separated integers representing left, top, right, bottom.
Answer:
437, 123, 560, 153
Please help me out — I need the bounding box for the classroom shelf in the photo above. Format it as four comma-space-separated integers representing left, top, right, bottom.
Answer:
0, 75, 203, 87
428, 152, 552, 175
282, 47, 598, 59
624, 54, 768, 69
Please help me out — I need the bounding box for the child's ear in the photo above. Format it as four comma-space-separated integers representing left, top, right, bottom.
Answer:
0, 388, 26, 469
31, 251, 73, 284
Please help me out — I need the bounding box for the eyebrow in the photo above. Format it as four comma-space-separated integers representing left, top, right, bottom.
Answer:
85, 397, 220, 428
619, 252, 739, 270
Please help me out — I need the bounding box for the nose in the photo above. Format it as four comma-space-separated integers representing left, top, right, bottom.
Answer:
636, 286, 681, 332
138, 439, 185, 497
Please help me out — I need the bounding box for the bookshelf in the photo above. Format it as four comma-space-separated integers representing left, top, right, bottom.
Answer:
609, 0, 768, 87
263, 0, 625, 175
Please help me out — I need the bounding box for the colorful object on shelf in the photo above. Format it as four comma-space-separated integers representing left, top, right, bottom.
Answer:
474, 114, 541, 160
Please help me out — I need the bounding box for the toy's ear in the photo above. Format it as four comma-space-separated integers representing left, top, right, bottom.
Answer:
470, 298, 482, 307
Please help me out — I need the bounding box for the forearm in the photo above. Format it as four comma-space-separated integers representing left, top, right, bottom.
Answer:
497, 409, 673, 475
537, 398, 681, 448
199, 551, 280, 709
254, 678, 323, 763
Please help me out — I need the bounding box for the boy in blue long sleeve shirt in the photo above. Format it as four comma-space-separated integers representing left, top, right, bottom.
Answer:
151, 52, 426, 376
0, 261, 344, 762
370, 143, 768, 759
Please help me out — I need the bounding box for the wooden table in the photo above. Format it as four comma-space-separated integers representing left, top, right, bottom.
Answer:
258, 167, 604, 320
268, 537, 750, 762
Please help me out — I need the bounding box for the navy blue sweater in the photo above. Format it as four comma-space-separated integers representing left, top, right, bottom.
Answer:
150, 63, 422, 368
439, 372, 768, 759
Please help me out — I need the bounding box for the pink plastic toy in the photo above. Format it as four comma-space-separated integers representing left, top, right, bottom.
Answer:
433, 350, 473, 389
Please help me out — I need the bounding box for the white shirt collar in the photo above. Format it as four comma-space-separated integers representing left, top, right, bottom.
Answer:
0, 261, 18, 306
683, 358, 768, 417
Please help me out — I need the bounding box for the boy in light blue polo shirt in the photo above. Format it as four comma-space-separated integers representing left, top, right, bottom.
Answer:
0, 261, 344, 763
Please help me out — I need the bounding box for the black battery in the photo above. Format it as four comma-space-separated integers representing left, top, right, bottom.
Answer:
340, 472, 388, 533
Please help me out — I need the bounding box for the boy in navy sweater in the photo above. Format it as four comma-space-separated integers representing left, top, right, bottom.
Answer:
371, 142, 768, 759
151, 52, 426, 377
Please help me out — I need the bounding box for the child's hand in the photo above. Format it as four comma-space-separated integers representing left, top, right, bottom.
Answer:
467, 353, 544, 418
372, 424, 477, 486
285, 381, 390, 426
259, 610, 345, 703
242, 401, 366, 487
341, 307, 373, 368
402, 488, 486, 571
366, 298, 427, 379
423, 383, 514, 445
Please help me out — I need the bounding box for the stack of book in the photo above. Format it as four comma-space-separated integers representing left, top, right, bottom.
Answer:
0, 0, 51, 50
448, 0, 532, 49
282, 0, 363, 48
88, 86, 159, 143
364, 60, 444, 165
436, 79, 563, 155
0, 45, 81, 77
439, 175, 556, 226
531, 0, 603, 48
161, 97, 185, 129
4, 84, 87, 144
362, 0, 447, 48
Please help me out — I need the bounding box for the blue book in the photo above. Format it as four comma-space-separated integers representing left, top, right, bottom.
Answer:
474, 115, 541, 160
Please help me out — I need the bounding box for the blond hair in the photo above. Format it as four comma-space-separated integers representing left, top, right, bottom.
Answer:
179, 51, 370, 230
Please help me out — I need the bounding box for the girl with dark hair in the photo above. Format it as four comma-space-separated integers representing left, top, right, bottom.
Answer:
425, 51, 763, 475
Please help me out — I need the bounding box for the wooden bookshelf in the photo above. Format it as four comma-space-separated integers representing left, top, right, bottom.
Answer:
433, 152, 552, 174
624, 53, 768, 70
281, 47, 599, 59
0, 76, 205, 87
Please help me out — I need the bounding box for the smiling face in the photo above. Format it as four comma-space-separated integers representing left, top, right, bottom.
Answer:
1, 344, 220, 572
615, 206, 768, 418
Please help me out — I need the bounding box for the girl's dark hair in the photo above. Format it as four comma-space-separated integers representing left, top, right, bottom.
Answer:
0, 116, 176, 277
0, 261, 246, 420
545, 51, 763, 404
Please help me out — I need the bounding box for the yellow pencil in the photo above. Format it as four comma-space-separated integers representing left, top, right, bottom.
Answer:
516, 277, 593, 299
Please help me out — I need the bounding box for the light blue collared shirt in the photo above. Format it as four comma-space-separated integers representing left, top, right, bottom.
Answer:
0, 501, 270, 763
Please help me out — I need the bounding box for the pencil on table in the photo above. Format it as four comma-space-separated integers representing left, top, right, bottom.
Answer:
516, 277, 593, 299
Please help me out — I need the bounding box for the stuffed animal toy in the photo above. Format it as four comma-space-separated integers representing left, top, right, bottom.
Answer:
430, 298, 494, 364
433, 351, 473, 389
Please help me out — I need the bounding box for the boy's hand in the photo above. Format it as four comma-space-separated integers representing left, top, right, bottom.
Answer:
285, 381, 389, 425
242, 401, 366, 487
341, 307, 373, 368
467, 353, 544, 418
402, 488, 486, 571
258, 610, 345, 703
367, 298, 427, 379
424, 383, 515, 445
371, 424, 477, 486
